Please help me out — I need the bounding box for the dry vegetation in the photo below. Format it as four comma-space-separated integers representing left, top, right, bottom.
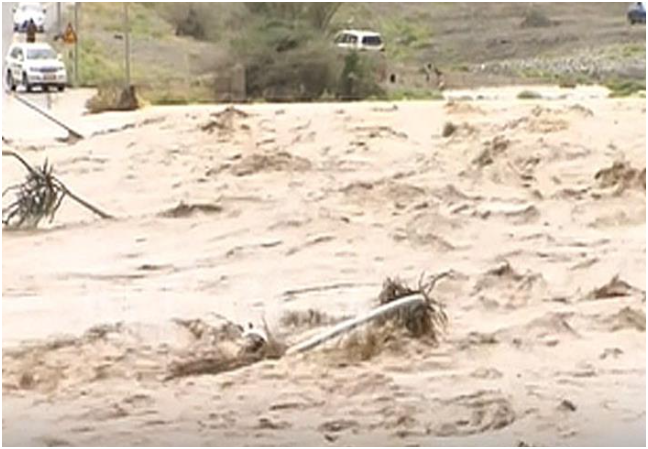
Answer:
73, 2, 645, 104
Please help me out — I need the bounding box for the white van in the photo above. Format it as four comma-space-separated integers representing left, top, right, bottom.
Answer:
13, 2, 46, 32
334, 30, 385, 52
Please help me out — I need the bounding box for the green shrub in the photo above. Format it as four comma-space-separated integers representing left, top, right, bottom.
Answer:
517, 90, 543, 100
605, 79, 646, 98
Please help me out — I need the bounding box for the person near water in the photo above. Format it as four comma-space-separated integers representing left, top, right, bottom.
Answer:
26, 19, 38, 43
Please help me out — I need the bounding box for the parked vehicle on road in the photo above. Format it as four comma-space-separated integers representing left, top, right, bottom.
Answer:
627, 2, 646, 24
5, 43, 67, 93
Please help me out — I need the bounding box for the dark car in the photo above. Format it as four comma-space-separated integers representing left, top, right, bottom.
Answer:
628, 2, 646, 24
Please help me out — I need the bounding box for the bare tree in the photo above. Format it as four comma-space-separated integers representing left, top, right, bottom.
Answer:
245, 2, 342, 31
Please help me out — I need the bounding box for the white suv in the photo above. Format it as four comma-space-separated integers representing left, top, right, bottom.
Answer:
335, 30, 385, 52
5, 43, 67, 93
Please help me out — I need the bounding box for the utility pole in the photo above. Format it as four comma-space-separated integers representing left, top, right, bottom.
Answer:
74, 2, 79, 86
56, 2, 62, 35
123, 2, 131, 88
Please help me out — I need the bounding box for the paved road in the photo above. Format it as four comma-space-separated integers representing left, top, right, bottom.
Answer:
2, 2, 78, 142
2, 2, 16, 105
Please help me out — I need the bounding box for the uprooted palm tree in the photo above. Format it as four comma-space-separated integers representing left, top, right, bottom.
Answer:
2, 150, 113, 229
376, 272, 450, 342
287, 272, 451, 355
